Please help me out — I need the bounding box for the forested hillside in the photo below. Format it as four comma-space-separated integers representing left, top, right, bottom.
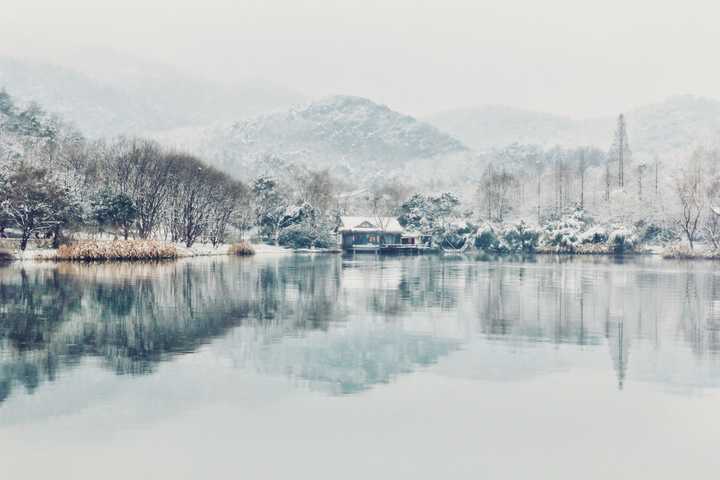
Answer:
173, 95, 470, 180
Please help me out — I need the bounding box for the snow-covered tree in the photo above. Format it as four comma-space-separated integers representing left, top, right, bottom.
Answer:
671, 152, 705, 249
609, 114, 631, 190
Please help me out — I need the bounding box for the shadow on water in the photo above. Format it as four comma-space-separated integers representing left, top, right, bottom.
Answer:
3, 254, 720, 403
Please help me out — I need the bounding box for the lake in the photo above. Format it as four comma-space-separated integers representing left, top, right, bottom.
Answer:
2, 254, 720, 479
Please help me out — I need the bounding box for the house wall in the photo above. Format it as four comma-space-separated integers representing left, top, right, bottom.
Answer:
341, 232, 402, 249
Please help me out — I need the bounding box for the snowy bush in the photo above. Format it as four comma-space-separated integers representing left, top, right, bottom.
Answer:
278, 222, 336, 249
638, 222, 676, 244
474, 224, 499, 252
578, 226, 608, 245
498, 220, 540, 253
608, 227, 638, 253
474, 221, 539, 254
434, 221, 472, 249
540, 216, 585, 252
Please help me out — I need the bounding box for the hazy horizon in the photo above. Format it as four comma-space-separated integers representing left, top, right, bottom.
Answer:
3, 0, 720, 119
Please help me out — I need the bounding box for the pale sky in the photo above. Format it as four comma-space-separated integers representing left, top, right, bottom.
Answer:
2, 0, 719, 117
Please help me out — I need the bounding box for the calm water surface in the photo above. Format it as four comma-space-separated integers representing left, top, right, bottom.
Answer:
2, 254, 720, 479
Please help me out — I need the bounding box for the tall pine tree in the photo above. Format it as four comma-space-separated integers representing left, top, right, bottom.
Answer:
608, 114, 631, 190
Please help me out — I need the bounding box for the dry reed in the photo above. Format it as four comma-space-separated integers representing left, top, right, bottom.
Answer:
662, 244, 720, 259
228, 241, 255, 256
57, 240, 177, 261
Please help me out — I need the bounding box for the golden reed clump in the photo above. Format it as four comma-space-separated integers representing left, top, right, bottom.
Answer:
57, 240, 178, 261
228, 241, 255, 256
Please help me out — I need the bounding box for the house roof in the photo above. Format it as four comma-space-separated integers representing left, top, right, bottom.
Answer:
339, 216, 403, 233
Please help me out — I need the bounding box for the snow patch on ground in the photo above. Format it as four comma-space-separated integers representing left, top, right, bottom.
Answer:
1, 242, 296, 262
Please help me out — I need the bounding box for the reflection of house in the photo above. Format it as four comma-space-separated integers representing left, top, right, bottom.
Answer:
339, 217, 403, 251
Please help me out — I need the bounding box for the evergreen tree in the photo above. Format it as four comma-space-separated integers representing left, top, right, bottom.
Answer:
609, 114, 631, 190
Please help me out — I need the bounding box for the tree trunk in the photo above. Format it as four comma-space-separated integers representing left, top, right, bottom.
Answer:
51, 225, 61, 249
20, 232, 30, 251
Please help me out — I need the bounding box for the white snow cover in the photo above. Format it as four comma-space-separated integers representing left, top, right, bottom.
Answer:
339, 216, 403, 233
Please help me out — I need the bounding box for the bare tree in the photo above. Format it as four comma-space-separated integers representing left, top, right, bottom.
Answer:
166, 154, 221, 247
576, 148, 590, 209
367, 186, 402, 245
206, 178, 248, 247
103, 138, 175, 239
636, 161, 647, 200
672, 156, 704, 249
479, 164, 518, 222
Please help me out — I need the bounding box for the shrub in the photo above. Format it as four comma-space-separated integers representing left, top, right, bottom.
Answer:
229, 241, 255, 256
278, 224, 313, 248
638, 223, 676, 244
475, 225, 499, 252
541, 225, 580, 252
278, 223, 336, 249
0, 249, 12, 262
579, 226, 608, 245
499, 220, 540, 253
608, 227, 637, 253
57, 240, 177, 261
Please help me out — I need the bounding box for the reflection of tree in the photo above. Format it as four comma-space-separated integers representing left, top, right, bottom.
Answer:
607, 318, 630, 390
238, 330, 460, 395
7, 254, 720, 403
0, 269, 83, 352
0, 256, 347, 404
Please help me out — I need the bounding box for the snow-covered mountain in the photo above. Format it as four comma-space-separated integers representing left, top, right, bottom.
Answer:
179, 95, 470, 178
427, 95, 720, 156
0, 54, 303, 138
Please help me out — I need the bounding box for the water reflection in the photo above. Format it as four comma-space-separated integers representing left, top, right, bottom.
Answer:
2, 255, 720, 405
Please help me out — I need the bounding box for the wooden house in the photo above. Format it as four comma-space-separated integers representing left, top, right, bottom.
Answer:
339, 216, 404, 252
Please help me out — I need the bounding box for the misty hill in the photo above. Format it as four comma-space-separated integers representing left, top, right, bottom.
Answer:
427, 96, 720, 156
0, 89, 78, 162
181, 95, 470, 178
0, 54, 303, 138
427, 105, 577, 151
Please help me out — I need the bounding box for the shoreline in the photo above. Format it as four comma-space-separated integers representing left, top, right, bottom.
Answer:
3, 242, 715, 263
0, 241, 347, 263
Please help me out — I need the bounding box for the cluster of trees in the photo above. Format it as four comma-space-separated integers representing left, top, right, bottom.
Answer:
93, 139, 249, 247
471, 114, 667, 228
2, 90, 251, 250
670, 148, 720, 249
1, 139, 251, 249
3, 84, 718, 254
250, 169, 340, 248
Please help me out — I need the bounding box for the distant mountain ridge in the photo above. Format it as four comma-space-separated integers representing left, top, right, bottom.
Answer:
427, 95, 720, 157
0, 54, 304, 138
183, 95, 470, 177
